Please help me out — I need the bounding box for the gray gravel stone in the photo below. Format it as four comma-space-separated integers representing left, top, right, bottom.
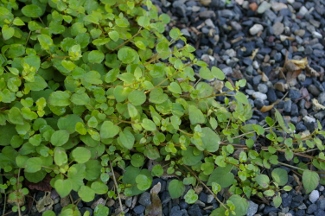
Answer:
249, 24, 263, 35
318, 92, 325, 106
133, 205, 145, 214
273, 22, 284, 35
257, 2, 271, 14
247, 201, 258, 216
307, 203, 318, 214
309, 190, 320, 203
257, 83, 268, 94
138, 192, 151, 207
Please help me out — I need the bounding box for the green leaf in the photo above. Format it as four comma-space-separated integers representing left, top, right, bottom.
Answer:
235, 92, 249, 105
117, 46, 138, 64
48, 91, 71, 107
72, 147, 91, 163
141, 119, 156, 131
128, 90, 146, 106
211, 66, 225, 80
78, 185, 95, 202
271, 168, 288, 186
199, 67, 213, 80
29, 134, 42, 146
200, 127, 220, 152
51, 130, 69, 146
8, 107, 24, 125
169, 28, 181, 40
54, 179, 72, 198
114, 85, 130, 102
135, 174, 152, 191
88, 50, 105, 64
131, 153, 145, 167
105, 68, 119, 83
181, 146, 203, 166
94, 204, 109, 216
91, 181, 108, 195
126, 102, 138, 118
188, 105, 205, 124
71, 92, 90, 105
82, 71, 103, 85
58, 114, 83, 134
149, 88, 168, 104
25, 75, 48, 91
168, 179, 185, 199
54, 147, 68, 166
100, 121, 120, 139
2, 25, 15, 40
184, 189, 198, 204
118, 129, 135, 149
22, 5, 43, 18
302, 170, 319, 194
108, 31, 119, 42
255, 174, 270, 188
37, 34, 53, 50
168, 82, 182, 94
24, 157, 42, 173
275, 109, 290, 133
273, 194, 282, 208
228, 195, 249, 216
151, 164, 164, 177
156, 40, 170, 59
207, 165, 235, 188
13, 17, 25, 26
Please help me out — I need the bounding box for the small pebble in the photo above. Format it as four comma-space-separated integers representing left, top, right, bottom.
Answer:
309, 190, 320, 203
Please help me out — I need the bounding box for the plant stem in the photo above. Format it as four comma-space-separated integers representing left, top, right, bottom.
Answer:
110, 162, 124, 214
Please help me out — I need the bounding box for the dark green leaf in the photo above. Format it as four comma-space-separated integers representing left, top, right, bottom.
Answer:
302, 170, 319, 194
168, 179, 185, 199
22, 5, 43, 18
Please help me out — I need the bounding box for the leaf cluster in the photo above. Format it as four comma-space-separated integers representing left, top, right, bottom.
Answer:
0, 0, 324, 215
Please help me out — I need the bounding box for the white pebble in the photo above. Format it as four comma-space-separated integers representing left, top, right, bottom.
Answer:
309, 190, 320, 203
303, 116, 316, 123
298, 6, 308, 16
249, 24, 263, 35
313, 31, 323, 39
252, 92, 267, 101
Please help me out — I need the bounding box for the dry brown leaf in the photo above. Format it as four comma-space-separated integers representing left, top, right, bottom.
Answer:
145, 182, 162, 216
306, 64, 320, 77
258, 70, 269, 82
199, 0, 211, 6
250, 48, 259, 60
312, 98, 325, 111
290, 57, 308, 69
260, 104, 275, 112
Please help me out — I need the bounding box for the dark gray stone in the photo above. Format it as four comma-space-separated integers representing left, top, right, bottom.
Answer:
179, 200, 189, 209
289, 89, 301, 101
263, 206, 279, 214
284, 100, 292, 113
296, 122, 307, 132
317, 197, 325, 210
315, 209, 325, 216
133, 205, 145, 215
318, 92, 325, 106
199, 192, 208, 203
138, 192, 151, 207
188, 204, 202, 216
281, 193, 292, 208
170, 206, 183, 216
291, 103, 299, 116
307, 203, 318, 214
267, 88, 277, 103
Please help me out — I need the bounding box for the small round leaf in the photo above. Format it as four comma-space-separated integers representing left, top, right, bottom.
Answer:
72, 147, 91, 163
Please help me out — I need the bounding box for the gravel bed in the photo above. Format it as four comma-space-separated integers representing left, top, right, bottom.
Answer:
7, 0, 325, 215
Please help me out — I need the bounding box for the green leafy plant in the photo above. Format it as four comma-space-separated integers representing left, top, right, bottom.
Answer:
0, 0, 325, 215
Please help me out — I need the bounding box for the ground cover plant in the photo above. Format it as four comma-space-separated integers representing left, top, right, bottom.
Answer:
0, 0, 325, 215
